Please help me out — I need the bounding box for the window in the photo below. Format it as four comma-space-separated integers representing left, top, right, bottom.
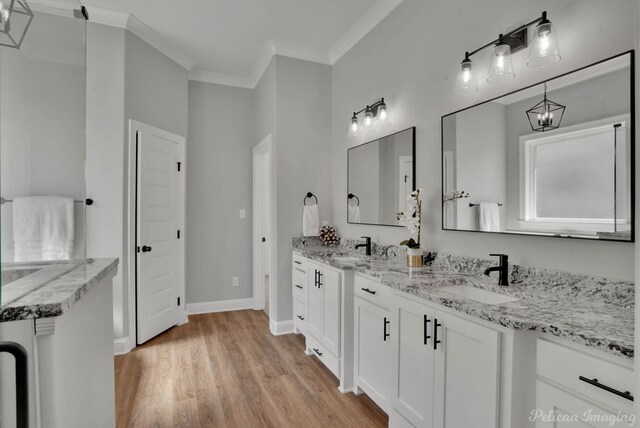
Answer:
519, 116, 630, 236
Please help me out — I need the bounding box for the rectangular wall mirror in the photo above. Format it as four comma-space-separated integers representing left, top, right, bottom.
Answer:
348, 127, 416, 227
441, 51, 634, 242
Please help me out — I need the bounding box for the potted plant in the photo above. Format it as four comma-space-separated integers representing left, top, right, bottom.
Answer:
396, 188, 424, 267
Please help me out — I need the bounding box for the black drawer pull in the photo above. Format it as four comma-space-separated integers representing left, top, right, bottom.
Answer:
295, 284, 303, 289
313, 348, 323, 357
578, 376, 634, 401
424, 315, 431, 345
297, 315, 305, 321
433, 319, 442, 350
317, 272, 323, 287
383, 317, 390, 341
361, 288, 376, 295
294, 260, 302, 265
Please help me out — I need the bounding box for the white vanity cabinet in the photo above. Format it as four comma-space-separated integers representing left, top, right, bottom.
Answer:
535, 339, 634, 427
292, 254, 309, 334
354, 274, 394, 413
390, 293, 501, 428
292, 253, 354, 393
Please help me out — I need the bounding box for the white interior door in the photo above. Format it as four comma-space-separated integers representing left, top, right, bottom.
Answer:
136, 130, 180, 344
398, 156, 413, 223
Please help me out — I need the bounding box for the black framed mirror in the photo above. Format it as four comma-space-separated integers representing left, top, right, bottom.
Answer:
348, 127, 416, 227
441, 51, 634, 242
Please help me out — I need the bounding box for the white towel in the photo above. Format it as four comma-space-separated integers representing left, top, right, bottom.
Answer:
478, 202, 500, 232
13, 196, 75, 261
303, 204, 320, 237
348, 205, 361, 223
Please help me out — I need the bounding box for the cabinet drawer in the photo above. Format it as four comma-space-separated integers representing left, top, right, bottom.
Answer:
292, 254, 307, 271
537, 339, 634, 414
307, 334, 339, 379
294, 298, 307, 333
354, 274, 390, 306
292, 268, 307, 302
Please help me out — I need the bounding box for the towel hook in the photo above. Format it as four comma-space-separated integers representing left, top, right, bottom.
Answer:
348, 193, 360, 206
304, 192, 318, 206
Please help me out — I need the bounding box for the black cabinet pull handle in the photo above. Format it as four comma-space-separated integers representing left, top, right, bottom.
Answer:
313, 348, 323, 356
361, 288, 376, 295
317, 272, 323, 287
141, 245, 152, 253
314, 269, 319, 287
433, 319, 442, 350
383, 317, 390, 341
578, 376, 634, 401
297, 315, 305, 321
424, 315, 431, 345
295, 284, 303, 289
294, 260, 302, 265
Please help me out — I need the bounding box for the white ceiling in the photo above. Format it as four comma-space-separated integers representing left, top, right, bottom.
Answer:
79, 0, 399, 84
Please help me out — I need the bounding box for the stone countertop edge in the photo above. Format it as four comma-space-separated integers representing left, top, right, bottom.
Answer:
0, 258, 119, 323
293, 247, 634, 360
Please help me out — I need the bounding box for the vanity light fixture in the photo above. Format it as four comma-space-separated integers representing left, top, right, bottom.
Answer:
347, 98, 389, 138
0, 0, 33, 49
455, 11, 561, 94
525, 83, 565, 132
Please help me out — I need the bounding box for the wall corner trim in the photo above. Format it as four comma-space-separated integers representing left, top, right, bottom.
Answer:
186, 298, 255, 315
269, 319, 295, 336
114, 336, 134, 356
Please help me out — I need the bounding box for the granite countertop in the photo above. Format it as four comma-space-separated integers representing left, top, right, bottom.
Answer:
0, 258, 119, 322
293, 240, 634, 359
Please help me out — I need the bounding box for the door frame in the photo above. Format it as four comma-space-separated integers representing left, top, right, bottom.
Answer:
126, 120, 187, 350
252, 134, 277, 319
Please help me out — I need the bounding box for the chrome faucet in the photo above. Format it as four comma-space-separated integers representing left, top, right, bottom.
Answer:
484, 254, 509, 286
355, 236, 372, 256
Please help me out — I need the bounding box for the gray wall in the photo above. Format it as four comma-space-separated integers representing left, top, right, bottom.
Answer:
331, 0, 636, 281
274, 55, 332, 321
86, 23, 188, 340
186, 81, 254, 303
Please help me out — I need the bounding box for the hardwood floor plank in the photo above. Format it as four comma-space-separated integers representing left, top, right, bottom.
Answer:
115, 310, 388, 427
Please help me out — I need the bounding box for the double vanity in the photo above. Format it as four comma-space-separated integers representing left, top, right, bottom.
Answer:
291, 238, 634, 428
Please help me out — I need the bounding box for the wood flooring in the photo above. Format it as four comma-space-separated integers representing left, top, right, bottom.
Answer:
115, 310, 388, 427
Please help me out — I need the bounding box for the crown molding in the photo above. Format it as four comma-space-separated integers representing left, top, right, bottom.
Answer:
188, 69, 254, 89
28, 0, 77, 17
83, 5, 194, 70
328, 0, 405, 64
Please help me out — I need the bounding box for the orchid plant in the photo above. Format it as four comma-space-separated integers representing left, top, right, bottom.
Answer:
396, 188, 423, 249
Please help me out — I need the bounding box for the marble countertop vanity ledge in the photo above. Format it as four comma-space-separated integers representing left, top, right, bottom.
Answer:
0, 258, 119, 322
293, 237, 634, 359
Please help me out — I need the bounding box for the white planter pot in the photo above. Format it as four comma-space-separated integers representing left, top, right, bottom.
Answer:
406, 247, 424, 267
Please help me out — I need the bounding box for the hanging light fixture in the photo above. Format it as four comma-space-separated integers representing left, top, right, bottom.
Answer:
527, 11, 561, 67
454, 11, 561, 95
347, 98, 390, 139
0, 0, 33, 49
526, 83, 566, 132
454, 52, 478, 95
487, 34, 515, 83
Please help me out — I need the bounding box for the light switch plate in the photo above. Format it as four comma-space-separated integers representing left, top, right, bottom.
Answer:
239, 209, 246, 219
233, 277, 239, 287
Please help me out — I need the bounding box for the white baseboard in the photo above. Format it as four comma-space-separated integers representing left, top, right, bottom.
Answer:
114, 336, 134, 356
269, 318, 295, 336
186, 298, 254, 315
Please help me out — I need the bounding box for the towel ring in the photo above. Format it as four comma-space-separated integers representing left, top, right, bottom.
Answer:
304, 192, 318, 206
348, 193, 360, 206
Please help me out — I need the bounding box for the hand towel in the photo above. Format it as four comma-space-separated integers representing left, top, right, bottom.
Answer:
13, 196, 75, 261
479, 202, 500, 232
303, 204, 320, 237
348, 204, 361, 223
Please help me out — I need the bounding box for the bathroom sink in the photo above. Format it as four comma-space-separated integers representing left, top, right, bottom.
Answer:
436, 285, 519, 305
332, 256, 362, 263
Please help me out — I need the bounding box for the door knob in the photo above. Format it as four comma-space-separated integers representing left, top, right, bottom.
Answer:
142, 245, 152, 253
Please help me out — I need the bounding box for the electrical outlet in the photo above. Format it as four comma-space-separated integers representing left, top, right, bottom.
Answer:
239, 209, 246, 219
233, 277, 239, 287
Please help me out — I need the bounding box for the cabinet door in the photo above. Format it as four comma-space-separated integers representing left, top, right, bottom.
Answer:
433, 310, 500, 428
392, 297, 436, 428
536, 381, 632, 427
321, 267, 341, 356
355, 296, 392, 413
306, 264, 323, 339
